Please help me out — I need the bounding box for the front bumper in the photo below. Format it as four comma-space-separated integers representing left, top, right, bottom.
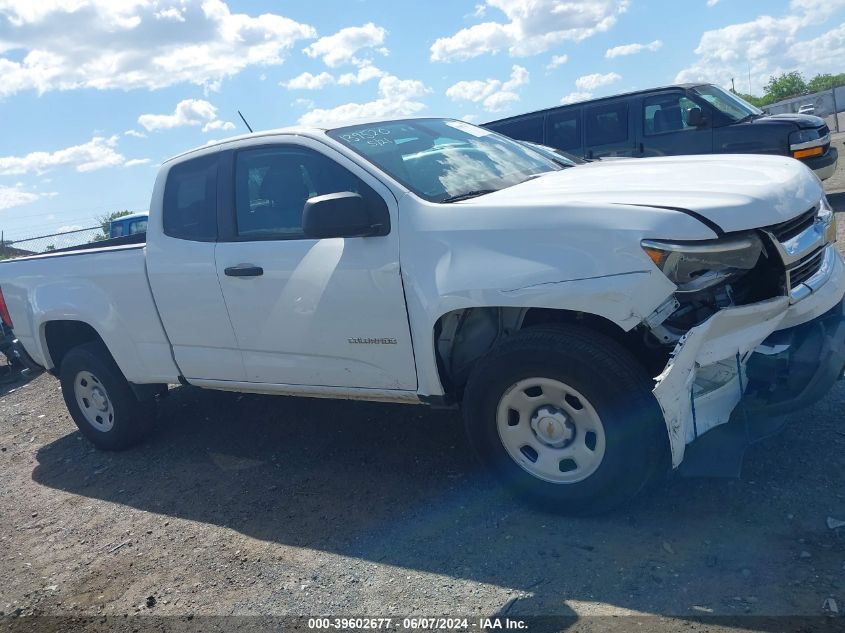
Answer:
653, 245, 845, 469
744, 297, 845, 416
802, 145, 837, 181
677, 295, 845, 477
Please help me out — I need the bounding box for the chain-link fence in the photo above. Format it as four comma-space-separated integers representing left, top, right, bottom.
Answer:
765, 86, 844, 132
0, 226, 104, 259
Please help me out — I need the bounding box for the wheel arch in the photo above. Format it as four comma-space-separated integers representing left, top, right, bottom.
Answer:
432, 306, 664, 402
42, 320, 108, 374
43, 320, 166, 400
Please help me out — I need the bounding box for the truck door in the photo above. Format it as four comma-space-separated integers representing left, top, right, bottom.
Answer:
583, 99, 636, 158
145, 153, 247, 381
213, 140, 417, 390
636, 90, 713, 157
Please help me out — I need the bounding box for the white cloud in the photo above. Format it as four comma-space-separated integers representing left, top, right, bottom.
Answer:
155, 7, 186, 22
137, 99, 234, 133
0, 184, 54, 210
789, 21, 845, 70
706, 0, 720, 6
283, 71, 335, 90
0, 136, 125, 175
431, 0, 629, 61
124, 129, 147, 139
575, 72, 621, 91
546, 54, 569, 69
282, 65, 386, 90
675, 0, 845, 93
560, 91, 593, 105
57, 224, 83, 232
303, 23, 387, 68
124, 158, 151, 168
445, 65, 529, 112
338, 64, 385, 86
202, 120, 236, 132
605, 39, 662, 58
0, 0, 316, 97
298, 74, 430, 127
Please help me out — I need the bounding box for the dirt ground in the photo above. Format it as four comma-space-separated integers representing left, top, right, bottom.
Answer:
2, 145, 845, 631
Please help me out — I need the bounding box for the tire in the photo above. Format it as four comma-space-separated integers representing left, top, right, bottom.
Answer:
463, 325, 668, 514
59, 341, 156, 450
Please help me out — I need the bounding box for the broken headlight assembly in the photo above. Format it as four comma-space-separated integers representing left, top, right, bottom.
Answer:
641, 233, 764, 294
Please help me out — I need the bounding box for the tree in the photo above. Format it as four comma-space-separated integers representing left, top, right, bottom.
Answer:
734, 92, 768, 108
93, 210, 132, 241
807, 73, 845, 93
763, 71, 808, 102
733, 70, 845, 109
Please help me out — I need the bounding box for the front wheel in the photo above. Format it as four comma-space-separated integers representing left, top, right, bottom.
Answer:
463, 326, 668, 514
59, 342, 155, 450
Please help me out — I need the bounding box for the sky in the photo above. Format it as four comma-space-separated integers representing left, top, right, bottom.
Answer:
0, 0, 843, 240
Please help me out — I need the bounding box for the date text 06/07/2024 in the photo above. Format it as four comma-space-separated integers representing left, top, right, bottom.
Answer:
306, 617, 528, 630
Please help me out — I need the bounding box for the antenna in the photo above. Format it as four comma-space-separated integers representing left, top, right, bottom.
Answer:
237, 110, 254, 133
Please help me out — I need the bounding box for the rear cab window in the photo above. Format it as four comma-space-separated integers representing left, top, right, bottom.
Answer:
163, 154, 218, 241
128, 219, 148, 235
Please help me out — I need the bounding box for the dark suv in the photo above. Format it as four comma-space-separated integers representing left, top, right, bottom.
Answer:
484, 83, 837, 181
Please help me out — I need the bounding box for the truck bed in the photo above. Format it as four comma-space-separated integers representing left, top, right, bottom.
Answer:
4, 232, 146, 261
0, 240, 179, 384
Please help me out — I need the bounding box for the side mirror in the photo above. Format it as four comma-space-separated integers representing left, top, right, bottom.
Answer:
302, 192, 380, 239
686, 107, 707, 127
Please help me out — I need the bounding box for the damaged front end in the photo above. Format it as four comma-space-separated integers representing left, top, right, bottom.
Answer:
641, 199, 845, 473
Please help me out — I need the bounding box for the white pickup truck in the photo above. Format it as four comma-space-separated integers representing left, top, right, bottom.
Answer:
2, 117, 844, 513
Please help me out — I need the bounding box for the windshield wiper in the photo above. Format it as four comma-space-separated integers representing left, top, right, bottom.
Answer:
440, 189, 497, 203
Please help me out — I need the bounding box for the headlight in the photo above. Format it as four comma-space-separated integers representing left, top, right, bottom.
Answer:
641, 234, 763, 293
789, 128, 829, 159
820, 195, 837, 243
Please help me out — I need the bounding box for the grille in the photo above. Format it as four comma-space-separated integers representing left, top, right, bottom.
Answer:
820, 124, 830, 137
768, 207, 817, 242
787, 249, 824, 288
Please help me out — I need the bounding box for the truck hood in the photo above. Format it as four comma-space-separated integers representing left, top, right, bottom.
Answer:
473, 153, 823, 233
758, 112, 826, 129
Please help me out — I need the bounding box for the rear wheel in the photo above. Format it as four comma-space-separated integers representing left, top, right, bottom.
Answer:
59, 342, 155, 450
463, 325, 667, 514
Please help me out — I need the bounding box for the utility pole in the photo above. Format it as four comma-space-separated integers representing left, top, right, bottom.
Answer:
731, 77, 736, 93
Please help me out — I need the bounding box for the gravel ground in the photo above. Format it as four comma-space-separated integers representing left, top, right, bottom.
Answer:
1, 150, 845, 631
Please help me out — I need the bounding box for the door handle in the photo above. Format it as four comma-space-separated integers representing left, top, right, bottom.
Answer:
224, 264, 264, 277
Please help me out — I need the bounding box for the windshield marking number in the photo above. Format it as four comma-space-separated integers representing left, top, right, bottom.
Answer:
340, 128, 393, 146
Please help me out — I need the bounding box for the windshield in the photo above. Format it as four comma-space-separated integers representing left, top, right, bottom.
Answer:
327, 119, 559, 203
521, 141, 583, 166
692, 85, 763, 122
